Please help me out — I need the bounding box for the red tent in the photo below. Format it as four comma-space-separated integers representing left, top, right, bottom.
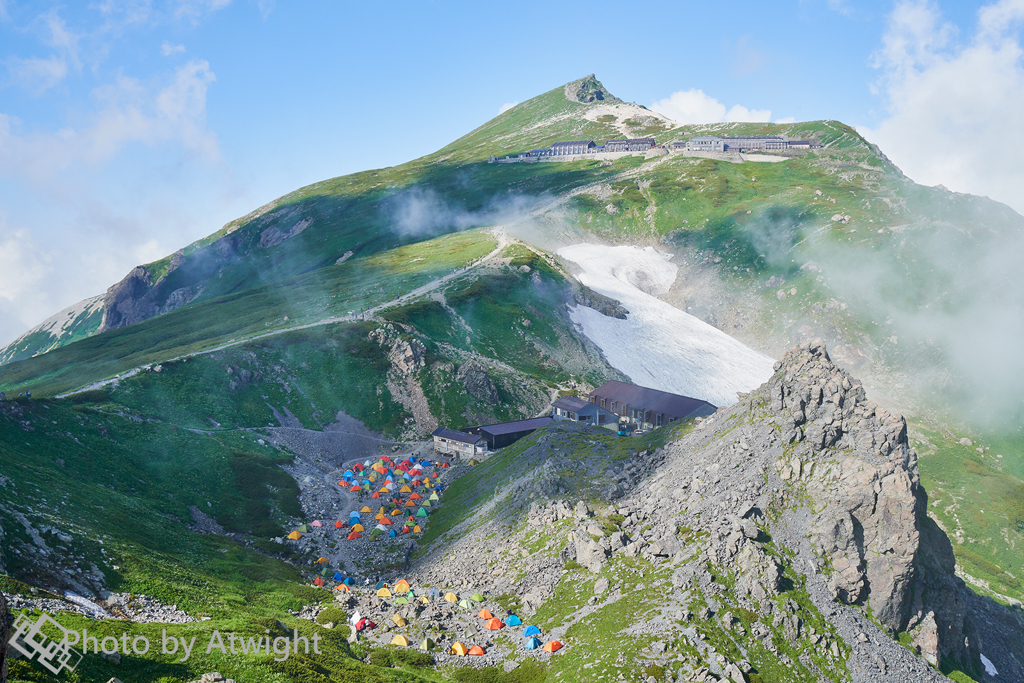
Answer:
334, 520, 344, 529
346, 531, 362, 540
313, 577, 325, 587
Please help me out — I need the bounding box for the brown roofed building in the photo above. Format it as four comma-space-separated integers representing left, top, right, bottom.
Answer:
588, 380, 716, 430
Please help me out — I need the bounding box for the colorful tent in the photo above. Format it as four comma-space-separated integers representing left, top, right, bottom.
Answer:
405, 500, 416, 508
360, 506, 372, 513
311, 520, 322, 527
429, 493, 440, 501
393, 597, 409, 605
413, 525, 422, 533
371, 492, 381, 499
484, 618, 504, 631
379, 516, 392, 525
444, 592, 458, 603
451, 642, 469, 656
470, 593, 484, 603
419, 638, 435, 652
313, 577, 324, 586
507, 615, 523, 627
346, 531, 362, 540
390, 635, 410, 647
375, 580, 387, 590
342, 577, 355, 586
354, 618, 376, 631
388, 529, 397, 537
376, 588, 392, 598
317, 557, 328, 564
334, 520, 344, 529
400, 485, 412, 493
418, 596, 429, 605
477, 609, 493, 619
333, 584, 350, 592
524, 636, 542, 650
401, 525, 412, 534
543, 641, 563, 653
416, 507, 429, 518
458, 599, 472, 609
287, 531, 302, 540
348, 484, 361, 492
394, 580, 411, 593
468, 645, 486, 656
351, 524, 364, 532
523, 625, 541, 637
333, 572, 343, 580
392, 615, 407, 627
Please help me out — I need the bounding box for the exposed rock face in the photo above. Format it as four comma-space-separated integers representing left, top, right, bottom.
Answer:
98, 265, 156, 333
564, 74, 621, 104
455, 361, 498, 403
570, 283, 628, 319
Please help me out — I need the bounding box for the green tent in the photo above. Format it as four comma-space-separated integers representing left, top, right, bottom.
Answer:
420, 500, 431, 508
320, 567, 329, 576
429, 493, 440, 501
394, 597, 409, 605
298, 524, 310, 533
416, 507, 429, 518
470, 592, 484, 603
458, 599, 472, 609
419, 638, 435, 652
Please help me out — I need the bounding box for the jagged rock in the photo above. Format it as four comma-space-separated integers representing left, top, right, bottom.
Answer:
570, 283, 628, 319
455, 361, 498, 403
98, 265, 157, 333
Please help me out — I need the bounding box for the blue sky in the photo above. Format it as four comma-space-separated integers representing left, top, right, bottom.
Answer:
1, 0, 1023, 345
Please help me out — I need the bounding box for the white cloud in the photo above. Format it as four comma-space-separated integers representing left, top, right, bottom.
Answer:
0, 60, 218, 181
161, 40, 186, 56
861, 0, 1024, 214
5, 9, 82, 94
775, 116, 797, 124
651, 88, 772, 124
725, 104, 772, 122
498, 101, 519, 114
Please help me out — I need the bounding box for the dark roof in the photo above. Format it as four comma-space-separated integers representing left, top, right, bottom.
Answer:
720, 135, 785, 140
589, 381, 716, 420
606, 137, 655, 144
551, 140, 595, 147
431, 428, 483, 444
478, 416, 554, 436
552, 395, 590, 411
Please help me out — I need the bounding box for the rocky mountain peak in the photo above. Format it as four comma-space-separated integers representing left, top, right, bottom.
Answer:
564, 74, 622, 104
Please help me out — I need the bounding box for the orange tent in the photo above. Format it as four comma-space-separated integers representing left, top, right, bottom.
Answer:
484, 618, 504, 631
542, 641, 563, 653
334, 520, 344, 528
313, 577, 324, 586
477, 609, 493, 619
410, 492, 423, 500
399, 485, 412, 493
378, 516, 392, 525
468, 645, 486, 656
405, 500, 416, 507
286, 530, 301, 540
317, 557, 328, 564
334, 584, 350, 592
348, 484, 360, 492
394, 580, 411, 593
346, 531, 362, 540
371, 492, 381, 499
451, 642, 469, 656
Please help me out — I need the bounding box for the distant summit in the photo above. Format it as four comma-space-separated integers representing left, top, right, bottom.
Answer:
564, 74, 621, 104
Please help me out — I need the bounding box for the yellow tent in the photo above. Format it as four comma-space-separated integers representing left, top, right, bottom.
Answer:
287, 531, 302, 540
391, 634, 410, 647
375, 513, 384, 521
378, 507, 387, 515
444, 592, 458, 603
400, 485, 412, 493
394, 580, 411, 594
391, 509, 402, 516
392, 615, 407, 627
413, 525, 422, 533
451, 642, 469, 656
351, 524, 365, 532
360, 506, 372, 513
377, 588, 392, 598
418, 596, 429, 605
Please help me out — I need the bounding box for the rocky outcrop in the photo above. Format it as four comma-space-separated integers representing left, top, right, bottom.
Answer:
569, 283, 628, 319
455, 361, 498, 403
564, 74, 621, 104
98, 265, 157, 333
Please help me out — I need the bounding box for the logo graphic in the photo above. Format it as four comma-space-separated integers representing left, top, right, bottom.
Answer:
8, 612, 83, 675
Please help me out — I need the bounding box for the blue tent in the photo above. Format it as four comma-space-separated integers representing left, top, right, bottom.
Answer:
524, 636, 542, 650
388, 529, 397, 537
342, 577, 354, 586
523, 625, 541, 638
344, 470, 354, 478
333, 572, 343, 581
507, 615, 523, 627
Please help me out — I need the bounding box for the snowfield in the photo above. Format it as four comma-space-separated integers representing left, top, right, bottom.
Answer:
558, 243, 775, 407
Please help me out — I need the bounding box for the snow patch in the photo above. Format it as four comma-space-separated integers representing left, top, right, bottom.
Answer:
981, 653, 998, 676
558, 243, 775, 407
